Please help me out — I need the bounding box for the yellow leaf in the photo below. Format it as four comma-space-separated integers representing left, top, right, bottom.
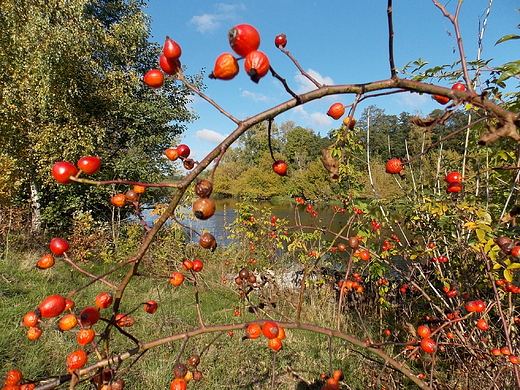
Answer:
464, 222, 477, 230
493, 262, 503, 270
504, 269, 513, 282
476, 229, 487, 243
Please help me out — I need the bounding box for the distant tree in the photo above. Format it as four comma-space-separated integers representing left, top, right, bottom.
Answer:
0, 0, 198, 233
357, 106, 412, 161
429, 109, 472, 153
288, 160, 336, 200
234, 152, 289, 199
213, 148, 243, 197
283, 125, 327, 171
235, 121, 283, 168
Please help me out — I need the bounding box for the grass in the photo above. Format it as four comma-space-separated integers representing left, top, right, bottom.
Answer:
0, 238, 400, 390
0, 231, 512, 390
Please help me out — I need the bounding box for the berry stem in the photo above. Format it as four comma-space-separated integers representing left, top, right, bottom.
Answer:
267, 118, 276, 162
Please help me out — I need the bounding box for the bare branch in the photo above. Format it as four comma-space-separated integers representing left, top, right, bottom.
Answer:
387, 0, 397, 78
432, 0, 474, 91
278, 47, 322, 88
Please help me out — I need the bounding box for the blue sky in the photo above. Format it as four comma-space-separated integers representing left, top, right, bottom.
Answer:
144, 1, 518, 160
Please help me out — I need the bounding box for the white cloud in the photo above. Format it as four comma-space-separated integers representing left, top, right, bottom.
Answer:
294, 69, 335, 94
190, 14, 221, 33
292, 106, 332, 129
195, 129, 228, 143
190, 3, 245, 33
310, 111, 332, 127
241, 90, 269, 102
396, 91, 430, 107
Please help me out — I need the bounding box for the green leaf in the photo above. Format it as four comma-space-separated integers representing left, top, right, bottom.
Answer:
495, 34, 520, 45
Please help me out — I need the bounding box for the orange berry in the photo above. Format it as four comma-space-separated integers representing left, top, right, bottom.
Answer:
262, 321, 279, 339
58, 313, 78, 331
268, 337, 282, 352
246, 323, 262, 339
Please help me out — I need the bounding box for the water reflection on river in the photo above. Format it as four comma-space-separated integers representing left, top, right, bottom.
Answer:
143, 198, 349, 247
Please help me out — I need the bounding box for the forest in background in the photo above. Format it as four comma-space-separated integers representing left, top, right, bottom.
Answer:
213, 105, 486, 201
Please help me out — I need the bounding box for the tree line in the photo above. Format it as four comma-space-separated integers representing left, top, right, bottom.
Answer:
0, 0, 494, 236
212, 105, 478, 201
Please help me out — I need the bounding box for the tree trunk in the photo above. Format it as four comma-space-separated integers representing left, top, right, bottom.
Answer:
30, 180, 41, 234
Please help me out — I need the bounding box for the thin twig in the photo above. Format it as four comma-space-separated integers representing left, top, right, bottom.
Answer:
406, 117, 488, 164
267, 118, 276, 161
176, 73, 241, 124
480, 247, 520, 387
431, 0, 474, 92
278, 47, 322, 88
270, 351, 277, 390
191, 270, 205, 328
269, 66, 301, 103
387, 0, 397, 78
62, 253, 117, 289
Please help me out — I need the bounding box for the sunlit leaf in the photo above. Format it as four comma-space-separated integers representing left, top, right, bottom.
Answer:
495, 34, 520, 45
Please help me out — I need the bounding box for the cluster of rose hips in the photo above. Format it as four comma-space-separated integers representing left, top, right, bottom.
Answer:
353, 249, 371, 261
415, 325, 437, 354
491, 347, 519, 365
2, 369, 35, 390
351, 207, 363, 214
442, 284, 458, 298
496, 279, 520, 294
432, 82, 467, 105
36, 237, 70, 270
143, 37, 182, 88
52, 156, 102, 184
245, 321, 285, 353
331, 236, 360, 253
390, 234, 401, 243
234, 268, 257, 289
445, 171, 463, 193
169, 358, 204, 390
53, 159, 147, 208
332, 205, 346, 213
338, 274, 364, 295
192, 179, 215, 220
170, 259, 204, 287
431, 255, 449, 263
165, 144, 196, 170
464, 300, 519, 364
28, 236, 166, 381
381, 240, 395, 251
111, 184, 146, 208
20, 288, 157, 376
319, 369, 345, 390
209, 24, 272, 83
370, 220, 381, 231
304, 203, 318, 218
326, 102, 356, 131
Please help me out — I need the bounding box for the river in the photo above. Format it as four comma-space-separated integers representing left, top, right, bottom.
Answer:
143, 198, 350, 247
